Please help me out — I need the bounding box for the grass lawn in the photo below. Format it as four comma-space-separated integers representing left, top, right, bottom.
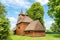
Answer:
10, 34, 60, 40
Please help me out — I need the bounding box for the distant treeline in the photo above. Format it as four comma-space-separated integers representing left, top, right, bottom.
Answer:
46, 32, 60, 34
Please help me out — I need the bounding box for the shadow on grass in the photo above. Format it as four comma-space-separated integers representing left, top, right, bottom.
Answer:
53, 34, 60, 38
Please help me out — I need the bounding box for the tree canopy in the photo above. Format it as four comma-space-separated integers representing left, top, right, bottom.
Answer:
26, 2, 44, 26
0, 2, 10, 40
0, 2, 7, 18
48, 0, 60, 18
48, 0, 60, 32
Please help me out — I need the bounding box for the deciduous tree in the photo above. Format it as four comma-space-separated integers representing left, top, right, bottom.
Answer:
0, 2, 10, 40
26, 2, 44, 26
48, 0, 60, 32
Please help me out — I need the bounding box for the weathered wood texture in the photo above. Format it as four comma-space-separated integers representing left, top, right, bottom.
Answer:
16, 23, 29, 35
15, 11, 45, 37
24, 31, 45, 37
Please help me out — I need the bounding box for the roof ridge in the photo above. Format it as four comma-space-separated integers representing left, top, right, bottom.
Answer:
17, 16, 33, 24
24, 20, 45, 31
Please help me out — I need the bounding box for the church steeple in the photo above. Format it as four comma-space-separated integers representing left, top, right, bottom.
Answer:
19, 10, 24, 16
17, 10, 25, 23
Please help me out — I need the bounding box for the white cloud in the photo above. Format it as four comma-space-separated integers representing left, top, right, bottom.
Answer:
44, 20, 54, 29
0, 0, 49, 9
35, 0, 49, 5
0, 0, 32, 9
9, 17, 16, 22
9, 17, 17, 29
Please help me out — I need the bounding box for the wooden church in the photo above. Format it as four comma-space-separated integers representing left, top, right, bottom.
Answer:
14, 10, 45, 37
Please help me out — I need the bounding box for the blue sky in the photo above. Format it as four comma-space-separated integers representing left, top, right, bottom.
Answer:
0, 0, 54, 30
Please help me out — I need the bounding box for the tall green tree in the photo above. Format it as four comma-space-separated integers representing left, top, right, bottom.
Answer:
50, 23, 58, 32
48, 0, 60, 32
48, 0, 60, 18
26, 2, 44, 26
0, 2, 10, 40
0, 3, 7, 18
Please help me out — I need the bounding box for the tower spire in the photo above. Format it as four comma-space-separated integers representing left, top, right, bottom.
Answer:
21, 9, 23, 14
20, 9, 23, 14
19, 9, 24, 16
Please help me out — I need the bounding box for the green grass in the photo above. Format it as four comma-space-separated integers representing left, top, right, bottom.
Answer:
10, 34, 60, 40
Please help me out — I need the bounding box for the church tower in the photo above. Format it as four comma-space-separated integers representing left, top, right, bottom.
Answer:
17, 10, 25, 23
16, 10, 33, 35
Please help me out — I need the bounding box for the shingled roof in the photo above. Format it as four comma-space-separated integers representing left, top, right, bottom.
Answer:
24, 20, 45, 31
17, 16, 33, 24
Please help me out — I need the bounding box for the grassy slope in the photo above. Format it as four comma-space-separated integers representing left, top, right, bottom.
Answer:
10, 34, 60, 40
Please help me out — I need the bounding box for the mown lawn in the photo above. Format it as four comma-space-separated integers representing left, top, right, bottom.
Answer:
10, 34, 60, 40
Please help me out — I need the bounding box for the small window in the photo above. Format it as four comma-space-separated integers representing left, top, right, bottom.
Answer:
18, 27, 20, 29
